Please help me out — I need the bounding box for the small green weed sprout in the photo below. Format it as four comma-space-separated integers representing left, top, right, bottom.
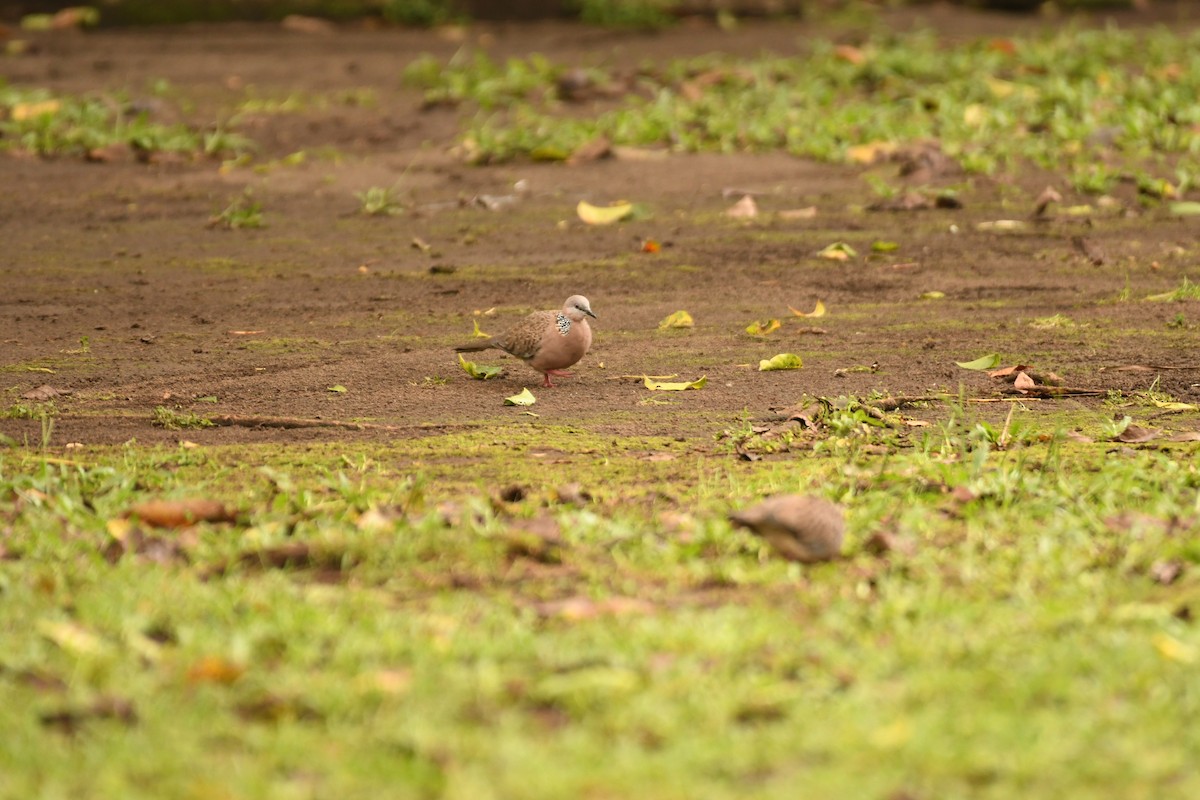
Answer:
208, 191, 264, 229
356, 186, 403, 216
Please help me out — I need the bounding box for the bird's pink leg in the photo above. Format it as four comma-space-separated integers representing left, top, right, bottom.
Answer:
541, 373, 555, 388
546, 369, 573, 376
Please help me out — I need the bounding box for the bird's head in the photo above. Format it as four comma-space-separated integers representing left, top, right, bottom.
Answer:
563, 295, 596, 320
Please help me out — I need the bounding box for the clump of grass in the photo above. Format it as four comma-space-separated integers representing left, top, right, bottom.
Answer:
355, 186, 403, 216
2, 419, 1200, 797
0, 84, 253, 160
405, 26, 1200, 180
1029, 314, 1078, 329
151, 406, 214, 430
208, 191, 264, 230
576, 0, 675, 29
1145, 277, 1200, 302
2, 401, 57, 448
1, 401, 55, 420
381, 0, 459, 27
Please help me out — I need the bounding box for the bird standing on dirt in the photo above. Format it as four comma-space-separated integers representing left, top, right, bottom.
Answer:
454, 295, 596, 388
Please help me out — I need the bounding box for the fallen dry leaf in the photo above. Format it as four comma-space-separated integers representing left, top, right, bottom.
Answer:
725, 195, 758, 219
657, 310, 694, 329
1116, 424, 1160, 444
833, 44, 867, 65
863, 530, 916, 557
567, 135, 612, 165
817, 241, 857, 261
1072, 235, 1106, 266
745, 318, 781, 336
868, 191, 931, 212
502, 514, 565, 564
1033, 186, 1063, 217
730, 494, 845, 563
186, 656, 245, 686
555, 483, 593, 506
1153, 633, 1196, 664
103, 519, 191, 565
788, 300, 826, 318
281, 14, 335, 34
40, 696, 136, 734
1150, 560, 1184, 586
532, 596, 655, 621
126, 498, 237, 529
778, 206, 818, 220
38, 620, 107, 656
577, 200, 632, 225
236, 692, 323, 723
846, 141, 897, 165
22, 384, 71, 401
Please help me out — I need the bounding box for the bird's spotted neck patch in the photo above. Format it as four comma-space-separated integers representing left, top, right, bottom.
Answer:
555, 313, 571, 336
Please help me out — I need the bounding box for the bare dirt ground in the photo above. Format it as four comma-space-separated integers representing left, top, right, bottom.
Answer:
2, 7, 1198, 448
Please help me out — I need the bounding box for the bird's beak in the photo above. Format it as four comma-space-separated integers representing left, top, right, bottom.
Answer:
584, 308, 597, 319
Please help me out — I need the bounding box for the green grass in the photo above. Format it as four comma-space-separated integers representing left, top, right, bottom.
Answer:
3, 407, 1200, 797
151, 406, 214, 430
1145, 276, 1200, 302
403, 26, 1200, 193
355, 185, 404, 216
0, 83, 252, 160
208, 191, 265, 230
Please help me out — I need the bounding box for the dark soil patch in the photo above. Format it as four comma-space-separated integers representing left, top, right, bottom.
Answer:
3, 11, 1198, 447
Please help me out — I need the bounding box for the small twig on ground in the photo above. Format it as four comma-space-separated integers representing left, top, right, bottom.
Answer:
997, 401, 1016, 449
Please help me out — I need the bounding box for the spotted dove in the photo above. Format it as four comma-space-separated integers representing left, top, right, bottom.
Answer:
454, 295, 596, 387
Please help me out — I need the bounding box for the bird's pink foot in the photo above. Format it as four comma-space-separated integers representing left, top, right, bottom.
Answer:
541, 369, 573, 388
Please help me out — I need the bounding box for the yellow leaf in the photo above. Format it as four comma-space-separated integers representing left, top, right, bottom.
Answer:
985, 77, 1038, 100
38, 620, 107, 656
1153, 633, 1196, 664
504, 388, 536, 406
745, 319, 781, 336
471, 319, 490, 338
919, 291, 946, 300
11, 99, 61, 121
871, 718, 912, 749
758, 353, 803, 371
955, 353, 1002, 370
186, 656, 246, 685
1152, 400, 1199, 412
577, 200, 633, 225
788, 300, 826, 318
817, 242, 857, 261
458, 354, 502, 380
644, 376, 706, 391
846, 141, 897, 165
963, 103, 987, 127
657, 310, 694, 330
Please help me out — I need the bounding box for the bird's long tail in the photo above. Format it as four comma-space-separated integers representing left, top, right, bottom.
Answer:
453, 340, 496, 353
